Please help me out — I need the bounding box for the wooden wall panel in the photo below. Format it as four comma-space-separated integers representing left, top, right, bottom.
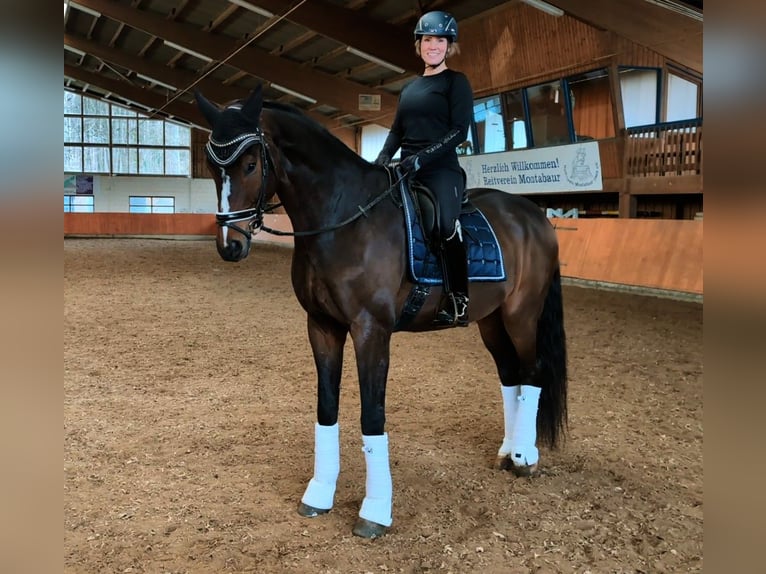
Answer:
598, 138, 622, 179
332, 125, 357, 151
64, 214, 702, 295
192, 128, 211, 179
456, 4, 611, 96
609, 34, 666, 68
64, 213, 217, 236
456, 4, 674, 99
551, 217, 702, 294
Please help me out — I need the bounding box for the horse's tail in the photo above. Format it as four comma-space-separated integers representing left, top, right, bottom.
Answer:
536, 265, 568, 449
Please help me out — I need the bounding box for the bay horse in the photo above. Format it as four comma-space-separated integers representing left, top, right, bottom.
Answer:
195, 85, 567, 538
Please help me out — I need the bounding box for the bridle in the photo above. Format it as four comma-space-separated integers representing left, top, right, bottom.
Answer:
207, 128, 406, 244
206, 129, 273, 243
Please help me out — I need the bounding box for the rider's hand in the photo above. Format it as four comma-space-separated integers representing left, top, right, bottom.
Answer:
399, 154, 421, 174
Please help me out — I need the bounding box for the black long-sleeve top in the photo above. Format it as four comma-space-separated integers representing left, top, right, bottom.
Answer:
377, 69, 473, 170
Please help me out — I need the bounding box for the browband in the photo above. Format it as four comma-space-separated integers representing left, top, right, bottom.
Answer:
205, 130, 264, 167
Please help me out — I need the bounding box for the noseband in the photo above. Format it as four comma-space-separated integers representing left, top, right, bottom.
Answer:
206, 129, 273, 243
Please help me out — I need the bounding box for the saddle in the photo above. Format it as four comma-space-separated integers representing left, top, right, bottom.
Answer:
405, 172, 470, 248
393, 170, 507, 330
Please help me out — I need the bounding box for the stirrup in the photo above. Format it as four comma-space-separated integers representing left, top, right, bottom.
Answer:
434, 293, 469, 327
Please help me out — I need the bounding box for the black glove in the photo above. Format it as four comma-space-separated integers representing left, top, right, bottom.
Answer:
373, 152, 391, 166
398, 154, 421, 174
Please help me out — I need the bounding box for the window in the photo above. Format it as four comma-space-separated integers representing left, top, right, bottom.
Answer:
472, 96, 506, 154
527, 80, 571, 147
502, 89, 528, 150
64, 90, 192, 176
112, 147, 138, 174
566, 68, 615, 140
666, 71, 700, 122
64, 146, 83, 172
129, 196, 175, 214
64, 195, 94, 213
620, 67, 660, 127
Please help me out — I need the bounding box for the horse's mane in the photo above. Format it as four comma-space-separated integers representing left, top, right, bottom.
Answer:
262, 100, 362, 162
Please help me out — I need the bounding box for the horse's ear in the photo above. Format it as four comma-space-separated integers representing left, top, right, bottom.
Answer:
194, 90, 221, 128
241, 85, 263, 124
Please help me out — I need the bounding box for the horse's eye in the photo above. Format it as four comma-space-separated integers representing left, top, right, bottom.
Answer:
245, 162, 257, 175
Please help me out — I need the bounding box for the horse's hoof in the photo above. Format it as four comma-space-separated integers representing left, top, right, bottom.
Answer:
495, 455, 538, 477
297, 502, 331, 518
352, 518, 389, 539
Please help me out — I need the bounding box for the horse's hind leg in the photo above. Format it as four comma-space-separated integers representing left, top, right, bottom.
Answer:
477, 308, 541, 477
297, 314, 347, 518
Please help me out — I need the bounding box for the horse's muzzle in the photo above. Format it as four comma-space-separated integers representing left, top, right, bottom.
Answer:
216, 213, 259, 261
217, 237, 250, 261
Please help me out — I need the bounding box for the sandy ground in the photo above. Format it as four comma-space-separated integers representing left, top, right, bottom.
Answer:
64, 238, 703, 573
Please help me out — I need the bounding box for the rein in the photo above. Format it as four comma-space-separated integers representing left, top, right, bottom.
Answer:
210, 129, 406, 239
260, 169, 403, 237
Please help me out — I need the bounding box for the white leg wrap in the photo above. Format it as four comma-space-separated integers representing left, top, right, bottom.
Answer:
498, 385, 541, 467
359, 433, 393, 527
301, 422, 340, 510
498, 385, 520, 456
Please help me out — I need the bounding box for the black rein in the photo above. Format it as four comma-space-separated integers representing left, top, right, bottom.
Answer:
213, 138, 405, 238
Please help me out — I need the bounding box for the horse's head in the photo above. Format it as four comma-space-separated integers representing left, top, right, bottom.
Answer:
195, 85, 274, 262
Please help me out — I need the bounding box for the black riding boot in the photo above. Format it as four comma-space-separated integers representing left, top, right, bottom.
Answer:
434, 231, 469, 327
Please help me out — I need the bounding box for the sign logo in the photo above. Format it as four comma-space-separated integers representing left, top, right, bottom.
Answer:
564, 146, 600, 187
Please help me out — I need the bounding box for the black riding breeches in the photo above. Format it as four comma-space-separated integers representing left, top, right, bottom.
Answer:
413, 164, 464, 239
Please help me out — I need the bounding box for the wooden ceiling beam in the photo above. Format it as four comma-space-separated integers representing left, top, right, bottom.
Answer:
234, 0, 420, 74
108, 22, 126, 48
204, 4, 238, 32
64, 64, 209, 127
71, 0, 399, 119
65, 34, 352, 131
65, 33, 245, 104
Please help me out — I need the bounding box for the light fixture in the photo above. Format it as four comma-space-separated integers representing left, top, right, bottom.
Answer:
124, 98, 153, 112
520, 0, 564, 17
643, 0, 702, 21
270, 83, 317, 104
64, 45, 87, 57
69, 1, 101, 18
228, 0, 274, 18
346, 46, 405, 74
163, 40, 213, 63
136, 73, 178, 92
64, 0, 69, 18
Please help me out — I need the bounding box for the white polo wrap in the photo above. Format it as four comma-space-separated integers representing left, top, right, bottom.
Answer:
359, 433, 393, 527
300, 422, 340, 510
498, 384, 541, 466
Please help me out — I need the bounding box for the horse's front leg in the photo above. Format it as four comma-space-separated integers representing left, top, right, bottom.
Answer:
297, 313, 347, 518
349, 321, 393, 538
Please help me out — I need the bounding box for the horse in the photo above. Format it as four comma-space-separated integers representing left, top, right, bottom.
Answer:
194, 85, 568, 538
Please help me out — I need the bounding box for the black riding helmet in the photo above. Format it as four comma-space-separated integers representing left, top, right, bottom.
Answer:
414, 11, 458, 42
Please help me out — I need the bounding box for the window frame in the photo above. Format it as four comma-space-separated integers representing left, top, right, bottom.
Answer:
128, 195, 176, 214
64, 194, 95, 213
64, 89, 192, 177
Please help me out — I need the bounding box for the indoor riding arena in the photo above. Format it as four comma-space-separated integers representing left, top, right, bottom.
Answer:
64, 234, 702, 573
64, 1, 703, 572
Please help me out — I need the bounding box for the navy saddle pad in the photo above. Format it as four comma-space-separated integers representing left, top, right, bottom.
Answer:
401, 185, 506, 285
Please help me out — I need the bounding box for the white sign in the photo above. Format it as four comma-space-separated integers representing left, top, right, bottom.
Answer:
458, 141, 602, 193
358, 94, 381, 111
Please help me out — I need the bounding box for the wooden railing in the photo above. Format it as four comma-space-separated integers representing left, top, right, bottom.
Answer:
625, 119, 702, 177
